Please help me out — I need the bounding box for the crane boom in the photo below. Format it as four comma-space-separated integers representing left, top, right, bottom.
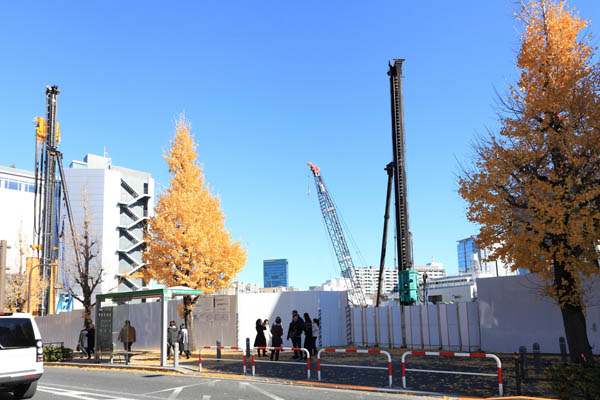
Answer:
308, 162, 367, 308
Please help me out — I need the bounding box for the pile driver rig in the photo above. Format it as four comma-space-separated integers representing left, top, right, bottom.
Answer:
33, 86, 81, 316
376, 59, 418, 306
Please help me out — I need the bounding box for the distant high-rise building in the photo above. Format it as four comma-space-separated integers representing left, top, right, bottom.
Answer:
414, 261, 446, 284
263, 259, 289, 288
457, 236, 517, 277
354, 266, 398, 299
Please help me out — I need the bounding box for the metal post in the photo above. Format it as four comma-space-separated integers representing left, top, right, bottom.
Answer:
160, 294, 168, 366
245, 337, 250, 357
519, 346, 528, 380
0, 240, 8, 312
514, 353, 522, 395
532, 342, 541, 374
174, 342, 179, 369
559, 337, 567, 362
216, 340, 221, 359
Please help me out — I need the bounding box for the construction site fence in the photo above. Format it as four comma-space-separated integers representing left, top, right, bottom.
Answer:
350, 303, 481, 352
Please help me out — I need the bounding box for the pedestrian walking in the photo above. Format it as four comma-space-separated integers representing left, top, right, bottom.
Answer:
303, 313, 313, 358
263, 319, 272, 349
118, 320, 136, 362
270, 317, 283, 361
286, 310, 305, 359
311, 318, 320, 356
86, 324, 96, 359
254, 319, 267, 356
178, 324, 190, 359
77, 325, 88, 359
166, 320, 179, 360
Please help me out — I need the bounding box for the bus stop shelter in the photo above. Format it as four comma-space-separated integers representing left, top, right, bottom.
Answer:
94, 287, 202, 366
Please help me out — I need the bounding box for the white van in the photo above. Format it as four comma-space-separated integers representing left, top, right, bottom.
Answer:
0, 312, 43, 399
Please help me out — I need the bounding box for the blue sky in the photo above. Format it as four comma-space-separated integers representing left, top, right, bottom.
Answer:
2, 1, 599, 289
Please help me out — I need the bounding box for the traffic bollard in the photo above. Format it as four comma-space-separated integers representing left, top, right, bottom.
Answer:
174, 342, 179, 369
246, 338, 250, 357
217, 340, 221, 359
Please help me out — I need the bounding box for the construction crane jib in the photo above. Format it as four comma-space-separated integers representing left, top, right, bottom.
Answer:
308, 162, 367, 308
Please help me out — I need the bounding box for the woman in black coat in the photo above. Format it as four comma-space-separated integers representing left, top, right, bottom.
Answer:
253, 319, 267, 356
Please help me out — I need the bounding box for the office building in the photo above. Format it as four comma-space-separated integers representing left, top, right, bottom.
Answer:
0, 166, 37, 274
457, 236, 516, 277
263, 259, 288, 288
63, 154, 154, 296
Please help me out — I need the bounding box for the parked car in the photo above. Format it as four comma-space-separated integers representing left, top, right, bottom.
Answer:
0, 312, 43, 399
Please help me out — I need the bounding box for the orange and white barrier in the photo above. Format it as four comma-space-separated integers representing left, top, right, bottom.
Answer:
317, 348, 392, 388
401, 351, 503, 396
198, 345, 247, 375
251, 347, 311, 379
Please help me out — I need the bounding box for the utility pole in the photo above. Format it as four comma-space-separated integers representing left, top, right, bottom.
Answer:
0, 240, 10, 312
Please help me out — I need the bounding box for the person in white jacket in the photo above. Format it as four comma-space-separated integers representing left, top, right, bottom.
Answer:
263, 319, 272, 349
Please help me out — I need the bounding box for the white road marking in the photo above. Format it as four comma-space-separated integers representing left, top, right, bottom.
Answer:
240, 383, 285, 400
201, 396, 211, 400
39, 385, 136, 400
143, 381, 219, 396
167, 387, 183, 400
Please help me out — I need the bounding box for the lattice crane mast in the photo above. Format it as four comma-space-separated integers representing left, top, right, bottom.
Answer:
308, 162, 367, 308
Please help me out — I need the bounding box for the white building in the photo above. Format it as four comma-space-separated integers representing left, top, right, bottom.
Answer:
354, 266, 398, 299
414, 261, 446, 284
216, 281, 259, 295
0, 166, 36, 274
425, 274, 477, 303
309, 277, 352, 292
62, 154, 154, 298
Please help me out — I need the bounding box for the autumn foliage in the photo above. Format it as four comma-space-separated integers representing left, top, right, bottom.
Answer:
139, 116, 246, 331
460, 0, 599, 363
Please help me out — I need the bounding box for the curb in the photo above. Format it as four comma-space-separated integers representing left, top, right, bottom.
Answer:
44, 363, 555, 400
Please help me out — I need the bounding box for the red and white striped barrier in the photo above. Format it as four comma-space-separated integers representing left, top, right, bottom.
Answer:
317, 348, 392, 388
401, 351, 503, 396
198, 346, 247, 375
251, 347, 311, 379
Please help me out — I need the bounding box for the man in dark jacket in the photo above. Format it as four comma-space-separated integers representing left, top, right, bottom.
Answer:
167, 320, 179, 360
286, 310, 305, 359
86, 324, 96, 360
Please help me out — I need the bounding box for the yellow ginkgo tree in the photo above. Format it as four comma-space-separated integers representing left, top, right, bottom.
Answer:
459, 0, 599, 364
138, 115, 246, 339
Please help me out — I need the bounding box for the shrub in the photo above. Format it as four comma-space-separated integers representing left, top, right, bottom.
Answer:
546, 363, 600, 400
43, 346, 73, 362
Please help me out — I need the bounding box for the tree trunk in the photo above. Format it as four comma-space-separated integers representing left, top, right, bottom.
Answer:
183, 295, 196, 352
560, 302, 595, 364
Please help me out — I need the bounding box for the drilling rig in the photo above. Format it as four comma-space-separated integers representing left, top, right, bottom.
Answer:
33, 86, 81, 316
376, 59, 419, 306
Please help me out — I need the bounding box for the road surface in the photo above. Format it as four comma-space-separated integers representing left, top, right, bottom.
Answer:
1, 367, 430, 400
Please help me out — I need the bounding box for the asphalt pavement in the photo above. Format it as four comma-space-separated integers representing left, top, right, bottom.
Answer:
0, 367, 443, 400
